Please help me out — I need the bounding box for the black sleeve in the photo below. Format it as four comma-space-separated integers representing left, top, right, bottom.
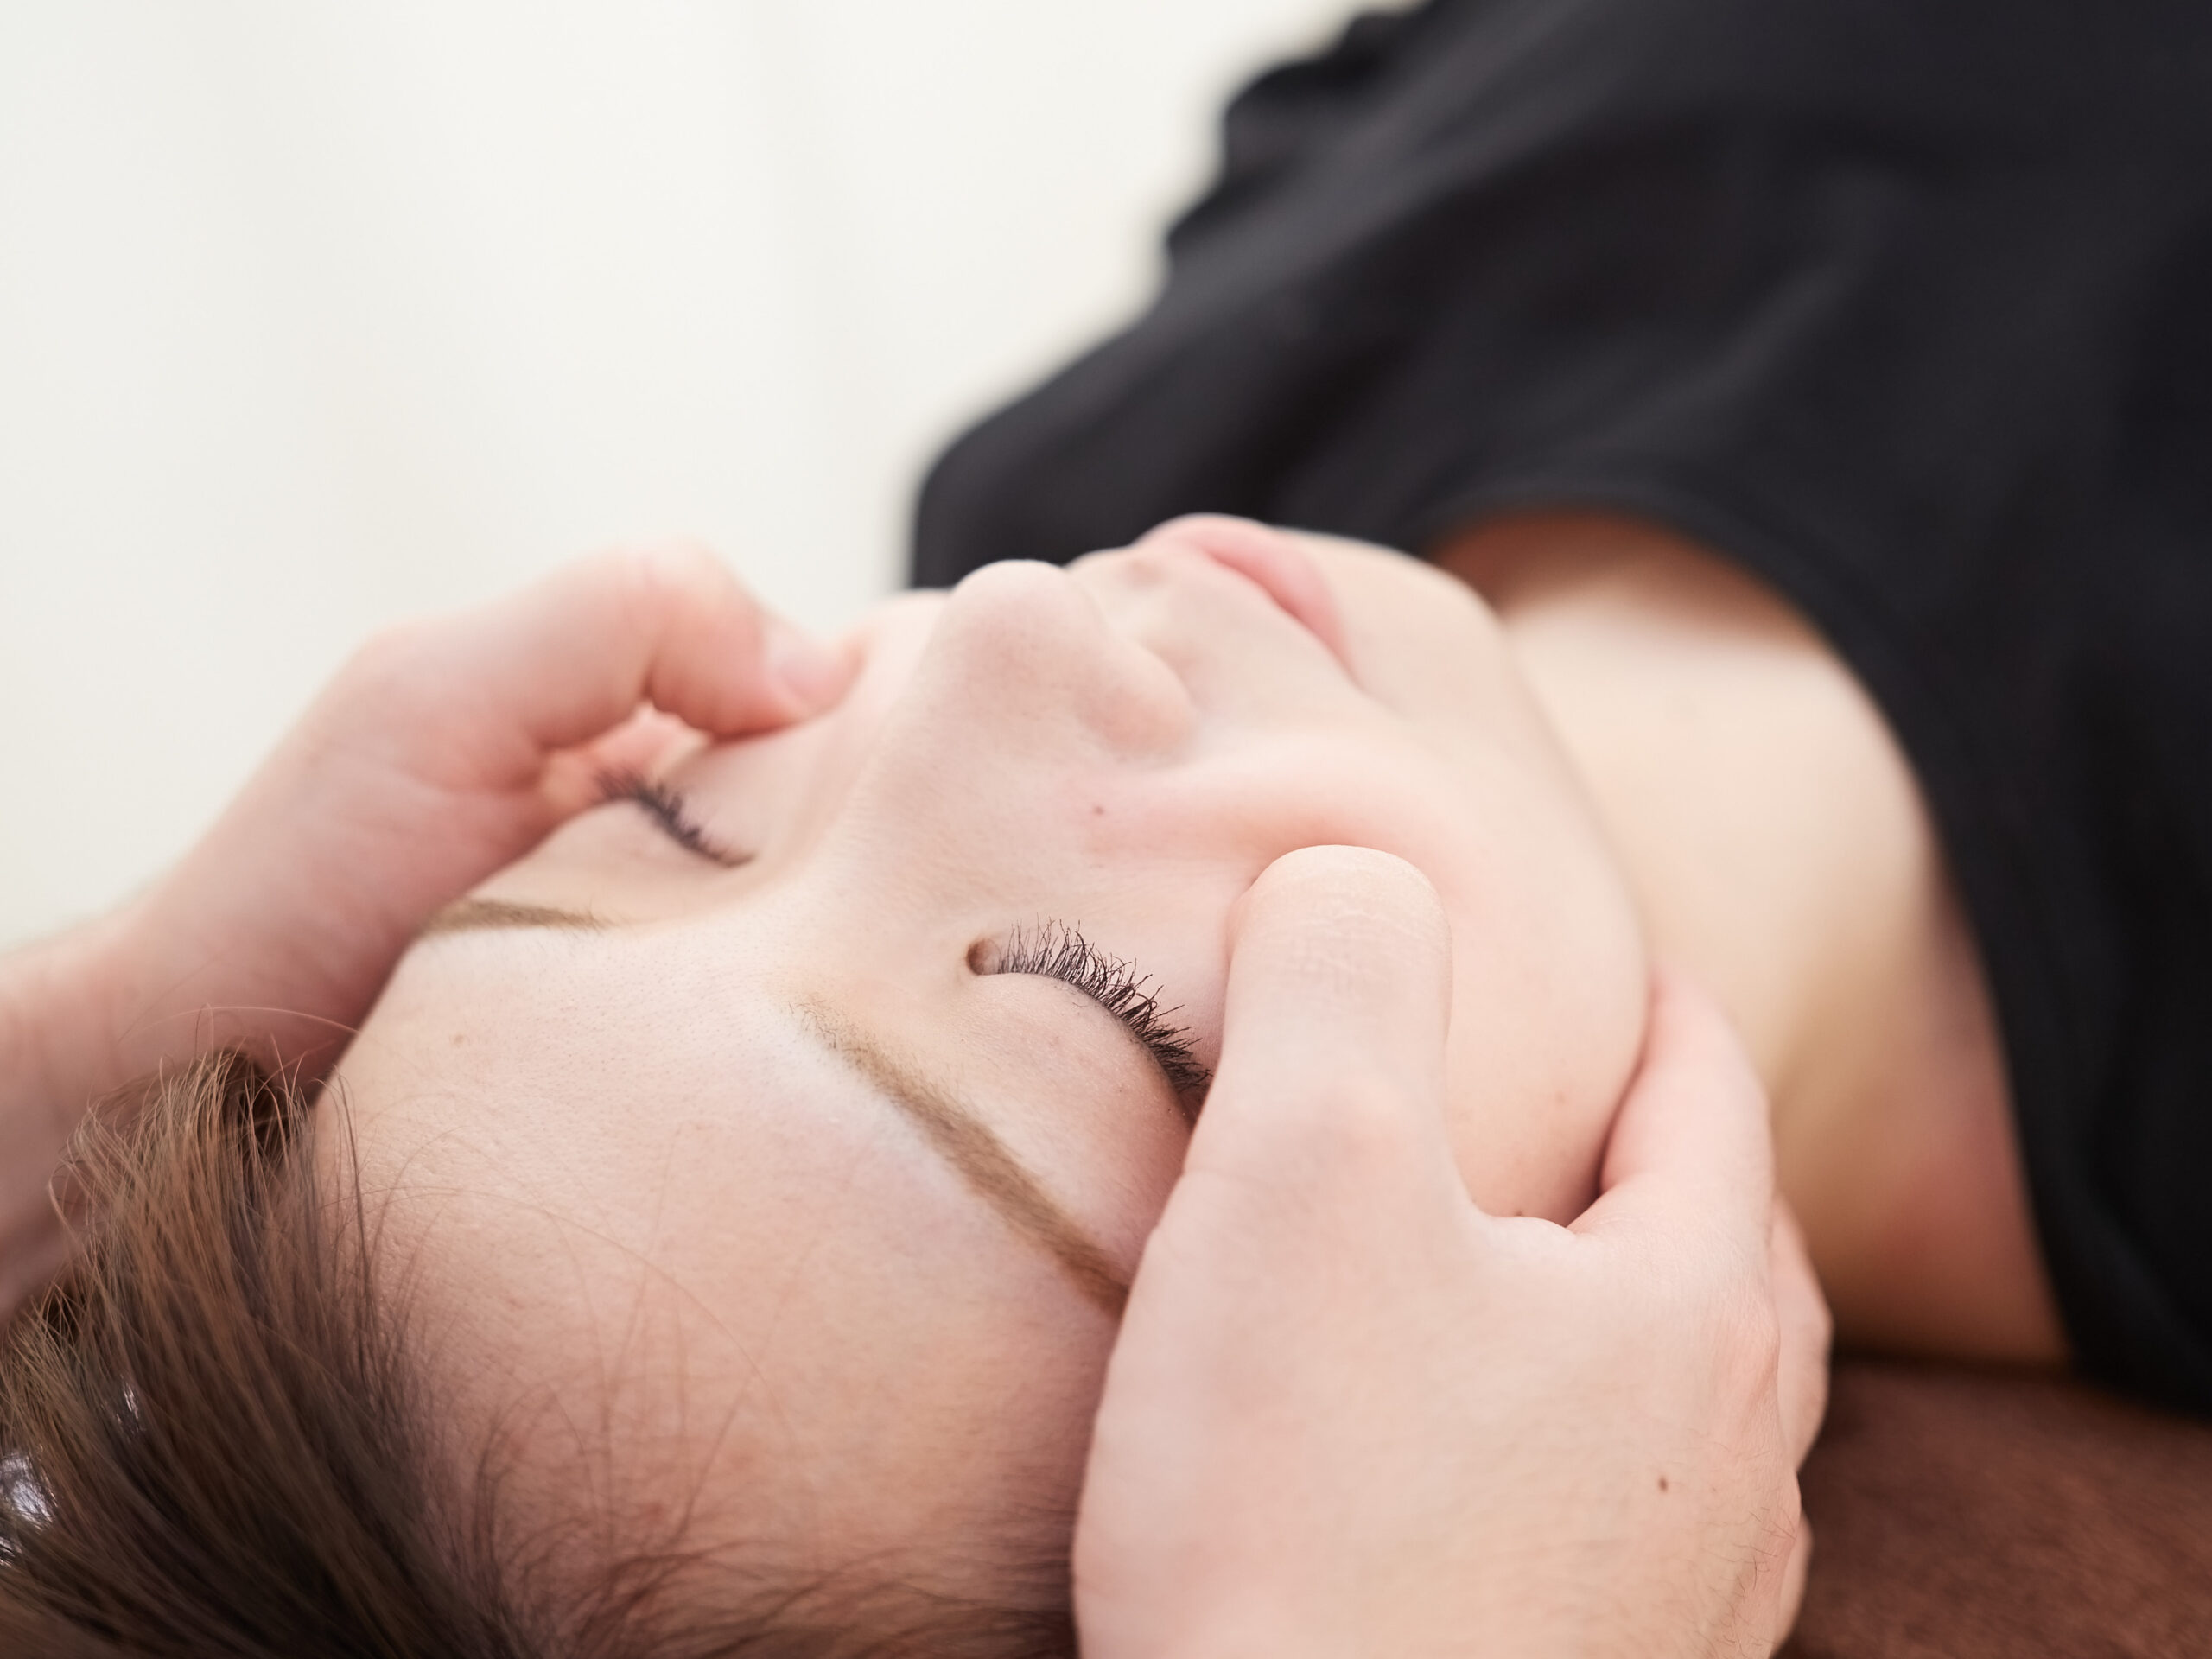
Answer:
912, 0, 2212, 1413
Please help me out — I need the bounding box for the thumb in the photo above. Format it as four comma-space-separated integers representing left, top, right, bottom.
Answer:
1573, 968, 1775, 1258
1078, 847, 1463, 1658
330, 542, 853, 796
1179, 844, 1461, 1230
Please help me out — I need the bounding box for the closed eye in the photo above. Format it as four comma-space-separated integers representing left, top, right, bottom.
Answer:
597, 772, 748, 868
970, 922, 1212, 1116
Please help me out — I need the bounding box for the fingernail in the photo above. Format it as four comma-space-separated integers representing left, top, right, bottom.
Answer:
767, 623, 849, 712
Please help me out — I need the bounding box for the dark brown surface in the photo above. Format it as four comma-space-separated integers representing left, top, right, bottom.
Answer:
1780, 1358, 2212, 1658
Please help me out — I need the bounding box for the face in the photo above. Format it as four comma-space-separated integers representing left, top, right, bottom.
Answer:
328, 518, 1647, 1599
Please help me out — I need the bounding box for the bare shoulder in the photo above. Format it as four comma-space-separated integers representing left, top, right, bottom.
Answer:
1437, 510, 2068, 1366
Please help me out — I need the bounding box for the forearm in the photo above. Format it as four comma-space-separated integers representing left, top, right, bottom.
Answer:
3, 848, 508, 1322
0, 547, 843, 1321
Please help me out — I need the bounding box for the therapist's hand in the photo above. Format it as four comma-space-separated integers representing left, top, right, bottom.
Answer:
1074, 846, 1829, 1659
2, 544, 847, 1302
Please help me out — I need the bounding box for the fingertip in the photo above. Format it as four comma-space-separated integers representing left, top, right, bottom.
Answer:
1234, 845, 1449, 960
1638, 965, 1768, 1139
1200, 846, 1457, 1185
1224, 848, 1454, 1059
1582, 965, 1774, 1236
1642, 964, 1744, 1068
765, 617, 857, 715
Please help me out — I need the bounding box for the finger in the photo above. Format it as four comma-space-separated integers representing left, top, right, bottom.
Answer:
1770, 1198, 1833, 1468
359, 542, 852, 787
1083, 844, 1459, 1649
1573, 968, 1775, 1248
1185, 845, 1458, 1204
540, 707, 706, 817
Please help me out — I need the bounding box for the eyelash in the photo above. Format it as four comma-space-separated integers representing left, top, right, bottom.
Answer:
591, 783, 1206, 1103
596, 772, 746, 867
982, 922, 1212, 1107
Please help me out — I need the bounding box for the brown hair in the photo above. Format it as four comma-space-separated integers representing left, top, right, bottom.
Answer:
0, 1052, 1075, 1657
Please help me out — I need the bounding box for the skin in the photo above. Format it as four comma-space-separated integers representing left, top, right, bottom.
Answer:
333, 509, 2061, 1602
1437, 511, 2064, 1362
0, 543, 851, 1316
1077, 853, 1828, 1656
328, 519, 1656, 1594
0, 505, 2028, 1642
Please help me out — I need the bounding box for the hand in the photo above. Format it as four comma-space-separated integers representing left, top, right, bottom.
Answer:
1074, 845, 1830, 1658
1, 544, 847, 1300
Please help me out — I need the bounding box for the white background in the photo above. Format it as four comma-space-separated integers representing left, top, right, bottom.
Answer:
0, 0, 1372, 947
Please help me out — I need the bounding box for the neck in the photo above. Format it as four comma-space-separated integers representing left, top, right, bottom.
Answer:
1438, 512, 2064, 1363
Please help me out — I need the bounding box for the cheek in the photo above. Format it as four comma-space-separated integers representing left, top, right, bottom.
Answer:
1137, 728, 1647, 1225
1084, 744, 1648, 1227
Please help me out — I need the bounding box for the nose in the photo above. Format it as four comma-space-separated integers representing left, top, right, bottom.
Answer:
917, 560, 1197, 757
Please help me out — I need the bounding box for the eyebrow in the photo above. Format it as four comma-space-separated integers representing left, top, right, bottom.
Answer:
421, 900, 1133, 1317
420, 897, 607, 937
420, 790, 728, 940
798, 1001, 1130, 1319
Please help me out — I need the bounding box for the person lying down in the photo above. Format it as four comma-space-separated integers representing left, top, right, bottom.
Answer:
1, 515, 2049, 1654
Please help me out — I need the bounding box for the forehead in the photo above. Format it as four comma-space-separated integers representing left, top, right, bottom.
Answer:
336, 922, 942, 1265
327, 924, 1113, 1559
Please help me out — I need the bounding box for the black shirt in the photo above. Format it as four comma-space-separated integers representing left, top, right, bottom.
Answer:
913, 0, 2212, 1413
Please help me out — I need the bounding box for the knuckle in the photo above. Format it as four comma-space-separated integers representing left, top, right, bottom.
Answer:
1777, 1475, 1805, 1534
1813, 1275, 1834, 1338
338, 620, 437, 699
1653, 1248, 1782, 1402
312, 620, 459, 754
598, 539, 732, 623
1796, 1273, 1837, 1351
1713, 1289, 1784, 1402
